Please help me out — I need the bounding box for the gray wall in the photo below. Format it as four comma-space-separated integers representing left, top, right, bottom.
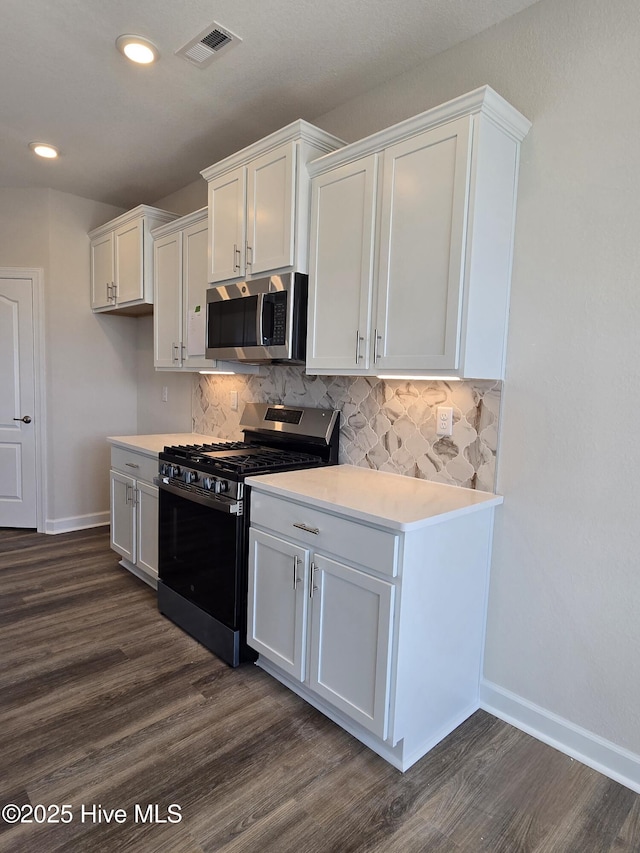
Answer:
311, 0, 640, 762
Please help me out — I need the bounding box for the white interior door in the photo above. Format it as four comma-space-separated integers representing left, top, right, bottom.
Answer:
0, 277, 37, 528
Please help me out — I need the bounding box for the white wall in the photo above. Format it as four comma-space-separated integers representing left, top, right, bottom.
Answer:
47, 190, 139, 529
135, 316, 194, 434
0, 188, 140, 531
314, 0, 640, 776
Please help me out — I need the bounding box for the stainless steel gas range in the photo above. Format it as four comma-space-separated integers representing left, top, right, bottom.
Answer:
154, 403, 339, 667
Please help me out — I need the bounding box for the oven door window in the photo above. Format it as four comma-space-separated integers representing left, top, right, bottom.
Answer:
158, 488, 244, 628
207, 296, 258, 349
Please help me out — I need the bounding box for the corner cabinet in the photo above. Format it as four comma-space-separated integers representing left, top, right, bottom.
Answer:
110, 445, 159, 588
90, 205, 178, 315
201, 121, 344, 284
247, 473, 501, 772
305, 86, 532, 380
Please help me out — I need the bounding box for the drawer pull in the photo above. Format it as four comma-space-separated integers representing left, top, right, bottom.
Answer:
293, 555, 302, 591
293, 522, 319, 535
125, 462, 140, 469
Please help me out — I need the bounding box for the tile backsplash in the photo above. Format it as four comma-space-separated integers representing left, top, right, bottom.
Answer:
193, 368, 501, 492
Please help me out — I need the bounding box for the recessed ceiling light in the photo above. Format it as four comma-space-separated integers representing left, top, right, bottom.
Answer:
116, 34, 159, 64
29, 142, 59, 159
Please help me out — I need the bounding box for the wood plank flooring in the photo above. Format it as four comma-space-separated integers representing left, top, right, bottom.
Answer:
1, 527, 639, 853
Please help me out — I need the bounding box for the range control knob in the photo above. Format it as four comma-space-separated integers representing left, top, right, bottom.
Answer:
217, 480, 229, 494
165, 464, 181, 479
184, 470, 199, 484
202, 477, 213, 490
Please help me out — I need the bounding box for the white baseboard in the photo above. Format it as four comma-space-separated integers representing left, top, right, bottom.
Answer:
44, 511, 110, 535
480, 679, 640, 794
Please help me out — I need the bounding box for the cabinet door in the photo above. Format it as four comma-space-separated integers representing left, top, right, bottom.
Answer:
153, 231, 183, 368
247, 529, 309, 681
136, 480, 158, 578
110, 470, 136, 563
114, 217, 144, 304
307, 156, 377, 371
208, 166, 246, 282
308, 554, 395, 740
246, 142, 296, 276
182, 217, 212, 370
375, 116, 472, 371
90, 232, 114, 310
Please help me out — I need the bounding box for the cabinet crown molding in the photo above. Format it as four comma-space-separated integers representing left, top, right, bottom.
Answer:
307, 85, 531, 177
200, 120, 345, 182
150, 207, 207, 240
88, 204, 178, 239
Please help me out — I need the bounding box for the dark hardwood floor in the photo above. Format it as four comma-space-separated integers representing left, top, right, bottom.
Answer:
1, 527, 639, 853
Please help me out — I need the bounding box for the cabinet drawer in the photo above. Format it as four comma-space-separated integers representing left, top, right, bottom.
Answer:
110, 447, 158, 484
250, 491, 399, 577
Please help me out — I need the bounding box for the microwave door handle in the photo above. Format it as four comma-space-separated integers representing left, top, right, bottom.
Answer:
255, 292, 265, 346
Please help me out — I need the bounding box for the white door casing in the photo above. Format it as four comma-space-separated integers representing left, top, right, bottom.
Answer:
0, 270, 45, 529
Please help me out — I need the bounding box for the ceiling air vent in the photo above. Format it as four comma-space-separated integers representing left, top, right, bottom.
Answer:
176, 22, 241, 68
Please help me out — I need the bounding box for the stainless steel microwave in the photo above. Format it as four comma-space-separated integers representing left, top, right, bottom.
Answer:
206, 273, 308, 364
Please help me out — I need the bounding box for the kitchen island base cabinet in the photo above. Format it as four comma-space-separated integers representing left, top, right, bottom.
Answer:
247, 484, 497, 771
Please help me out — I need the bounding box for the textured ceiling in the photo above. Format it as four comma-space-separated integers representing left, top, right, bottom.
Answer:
0, 0, 540, 208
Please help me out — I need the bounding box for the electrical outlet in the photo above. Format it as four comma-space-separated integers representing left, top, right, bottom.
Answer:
229, 390, 238, 412
436, 406, 453, 436
161, 386, 168, 403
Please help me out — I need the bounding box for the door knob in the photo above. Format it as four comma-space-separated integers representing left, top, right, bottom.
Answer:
13, 415, 32, 424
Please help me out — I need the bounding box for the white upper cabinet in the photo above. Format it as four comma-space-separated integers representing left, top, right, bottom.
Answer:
306, 155, 378, 372
246, 143, 296, 276
90, 231, 114, 310
375, 117, 472, 371
153, 209, 216, 371
201, 121, 344, 285
153, 226, 183, 369
89, 205, 178, 315
306, 87, 532, 380
152, 210, 261, 373
207, 167, 246, 282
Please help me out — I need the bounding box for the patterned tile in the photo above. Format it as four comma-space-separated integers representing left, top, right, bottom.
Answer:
192, 368, 501, 491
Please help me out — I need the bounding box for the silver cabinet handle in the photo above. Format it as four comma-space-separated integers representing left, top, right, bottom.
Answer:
181, 342, 186, 361
112, 282, 117, 302
125, 462, 139, 469
293, 522, 319, 535
374, 329, 382, 363
293, 555, 302, 590
125, 483, 131, 504
173, 343, 180, 363
355, 330, 364, 363
309, 563, 319, 599
233, 244, 241, 271
246, 242, 253, 267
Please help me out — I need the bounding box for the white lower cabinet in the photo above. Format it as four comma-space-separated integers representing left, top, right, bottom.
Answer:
307, 554, 394, 740
110, 447, 158, 588
247, 484, 497, 771
248, 531, 394, 739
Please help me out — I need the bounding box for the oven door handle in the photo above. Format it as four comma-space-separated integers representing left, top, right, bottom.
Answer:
154, 478, 242, 515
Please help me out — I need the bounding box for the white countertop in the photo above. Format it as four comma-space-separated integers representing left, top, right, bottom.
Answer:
246, 465, 503, 531
107, 433, 226, 459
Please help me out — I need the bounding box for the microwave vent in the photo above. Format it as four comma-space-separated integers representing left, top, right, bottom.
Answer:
176, 22, 241, 68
